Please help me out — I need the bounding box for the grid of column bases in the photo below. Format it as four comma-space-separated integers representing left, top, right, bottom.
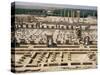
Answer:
11, 2, 97, 73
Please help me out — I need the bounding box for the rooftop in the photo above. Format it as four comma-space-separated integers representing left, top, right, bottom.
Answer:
12, 1, 97, 10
